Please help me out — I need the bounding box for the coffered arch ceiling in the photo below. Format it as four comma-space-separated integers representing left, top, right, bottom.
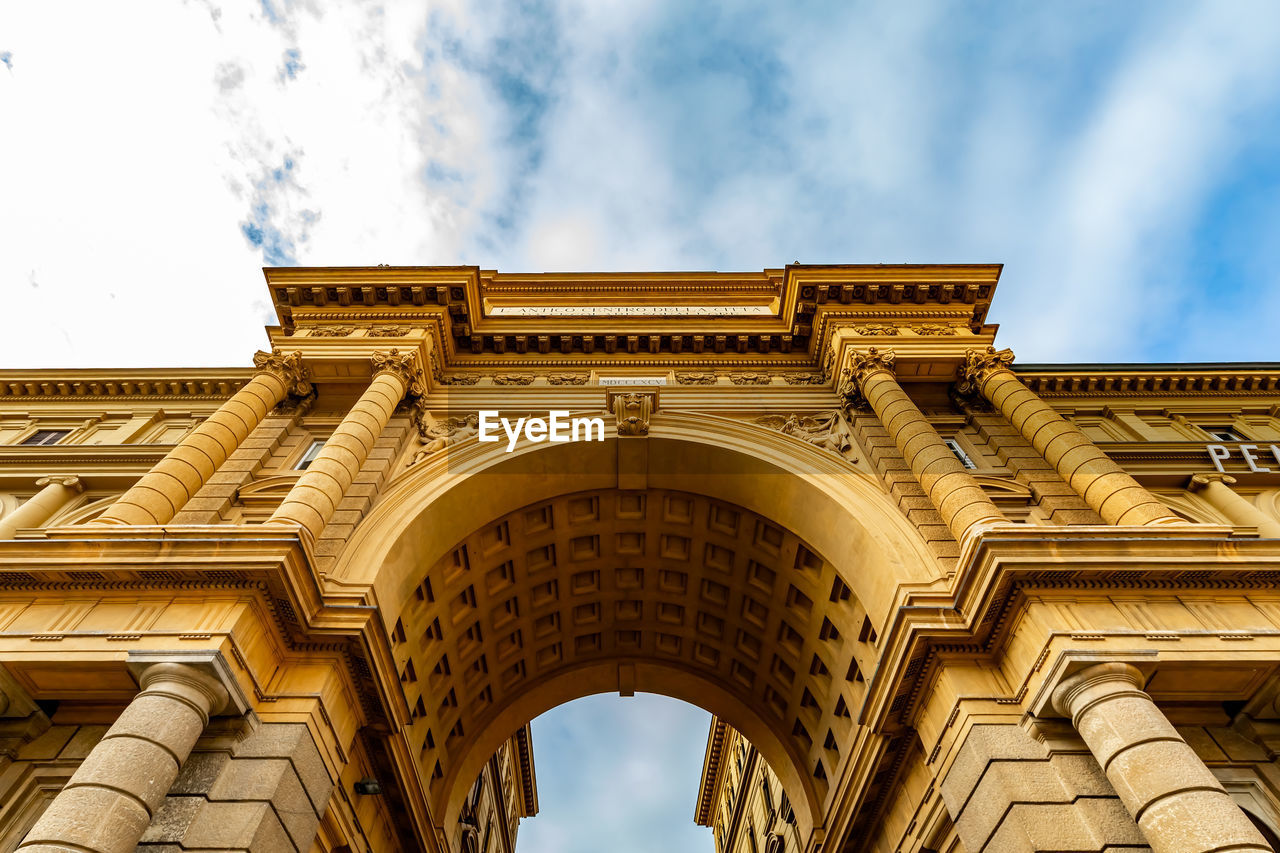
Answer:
392, 487, 873, 840
334, 418, 947, 843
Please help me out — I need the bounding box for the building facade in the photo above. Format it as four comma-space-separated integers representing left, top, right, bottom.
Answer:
1, 264, 1279, 852
698, 717, 805, 853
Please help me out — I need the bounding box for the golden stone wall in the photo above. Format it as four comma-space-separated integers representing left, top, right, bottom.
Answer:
1, 264, 1279, 853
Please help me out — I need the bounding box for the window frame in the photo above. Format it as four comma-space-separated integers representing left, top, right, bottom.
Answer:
20, 429, 71, 447
295, 439, 326, 470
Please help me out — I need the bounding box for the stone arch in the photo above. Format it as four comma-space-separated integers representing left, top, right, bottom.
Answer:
331, 414, 943, 843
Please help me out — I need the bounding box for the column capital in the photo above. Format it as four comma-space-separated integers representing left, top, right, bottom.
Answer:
34, 475, 82, 492
848, 346, 897, 379
837, 347, 896, 410
252, 348, 312, 396
138, 661, 230, 720
1051, 661, 1146, 719
1189, 472, 1237, 490
371, 348, 426, 397
961, 346, 1016, 385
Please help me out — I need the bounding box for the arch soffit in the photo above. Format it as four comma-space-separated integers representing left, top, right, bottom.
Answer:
332, 413, 943, 623
386, 485, 871, 847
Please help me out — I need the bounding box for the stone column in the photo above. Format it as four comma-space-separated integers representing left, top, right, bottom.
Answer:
0, 476, 82, 539
962, 347, 1181, 526
841, 348, 1005, 542
1052, 662, 1271, 853
17, 662, 229, 853
268, 349, 422, 541
93, 350, 310, 526
1189, 473, 1280, 538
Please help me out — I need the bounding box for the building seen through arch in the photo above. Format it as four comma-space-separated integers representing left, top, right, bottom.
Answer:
1, 264, 1280, 852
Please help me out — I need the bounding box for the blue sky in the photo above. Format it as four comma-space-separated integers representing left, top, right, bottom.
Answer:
2, 2, 1280, 850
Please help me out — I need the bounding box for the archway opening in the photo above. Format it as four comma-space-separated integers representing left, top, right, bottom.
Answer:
512, 694, 716, 852
382, 485, 878, 842
339, 424, 943, 847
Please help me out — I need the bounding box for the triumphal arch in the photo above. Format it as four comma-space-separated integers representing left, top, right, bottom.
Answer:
2, 264, 1280, 853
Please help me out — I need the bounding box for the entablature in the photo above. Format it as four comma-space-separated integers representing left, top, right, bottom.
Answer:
262, 265, 1001, 385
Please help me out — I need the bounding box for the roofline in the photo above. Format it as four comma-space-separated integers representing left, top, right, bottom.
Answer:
1014, 362, 1280, 372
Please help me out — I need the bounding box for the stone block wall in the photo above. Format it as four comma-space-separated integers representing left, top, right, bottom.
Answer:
0, 713, 107, 851
137, 722, 333, 853
940, 724, 1149, 853
172, 414, 296, 525
966, 413, 1102, 525
849, 412, 959, 567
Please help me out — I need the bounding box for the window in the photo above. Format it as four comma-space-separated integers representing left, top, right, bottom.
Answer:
296, 440, 325, 470
21, 429, 70, 446
1206, 428, 1242, 442
944, 438, 976, 469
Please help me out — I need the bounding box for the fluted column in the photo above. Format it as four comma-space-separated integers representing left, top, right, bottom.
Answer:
841, 348, 1005, 542
1052, 663, 1271, 853
17, 662, 229, 853
0, 476, 82, 539
268, 349, 422, 540
93, 350, 310, 526
1189, 473, 1280, 538
962, 347, 1181, 526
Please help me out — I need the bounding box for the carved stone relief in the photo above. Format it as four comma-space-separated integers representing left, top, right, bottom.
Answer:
755, 411, 858, 462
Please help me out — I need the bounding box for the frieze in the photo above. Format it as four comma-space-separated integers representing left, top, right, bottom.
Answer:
308, 326, 354, 337
909, 324, 958, 336
728, 372, 771, 386
489, 304, 773, 317
675, 373, 718, 386
853, 324, 900, 336
367, 326, 410, 337
546, 373, 590, 386
782, 373, 825, 385
440, 374, 482, 386
493, 373, 536, 386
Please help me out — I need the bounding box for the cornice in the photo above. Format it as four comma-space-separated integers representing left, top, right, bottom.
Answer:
265, 264, 1003, 364
0, 371, 250, 401
695, 716, 730, 826
513, 724, 538, 817
1014, 368, 1280, 398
